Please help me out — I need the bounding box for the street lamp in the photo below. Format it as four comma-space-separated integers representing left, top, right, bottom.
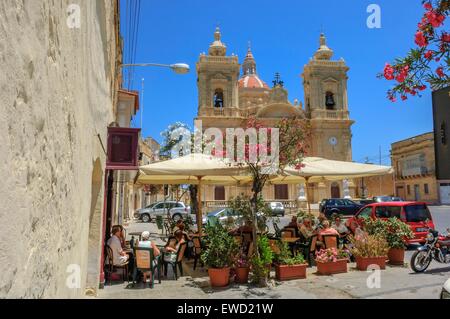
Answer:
120, 62, 190, 74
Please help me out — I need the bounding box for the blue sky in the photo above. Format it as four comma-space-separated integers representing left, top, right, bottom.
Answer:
120, 0, 434, 165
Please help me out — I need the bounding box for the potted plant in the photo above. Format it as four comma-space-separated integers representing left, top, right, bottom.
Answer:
349, 232, 389, 270
315, 248, 349, 275
363, 217, 414, 266
250, 235, 273, 286
384, 218, 414, 265
234, 254, 250, 284
274, 241, 308, 281
201, 223, 239, 287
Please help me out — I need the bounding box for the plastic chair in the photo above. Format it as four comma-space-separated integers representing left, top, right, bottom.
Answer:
133, 246, 161, 288
323, 234, 339, 250
192, 237, 204, 270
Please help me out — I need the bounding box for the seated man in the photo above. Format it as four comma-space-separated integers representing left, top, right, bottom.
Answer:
107, 225, 129, 266
137, 231, 161, 284
299, 218, 316, 241
287, 216, 300, 237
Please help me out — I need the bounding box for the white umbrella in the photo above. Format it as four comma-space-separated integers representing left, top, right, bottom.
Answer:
269, 157, 394, 213
138, 153, 252, 234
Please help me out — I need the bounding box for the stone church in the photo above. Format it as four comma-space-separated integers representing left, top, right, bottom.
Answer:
195, 28, 356, 208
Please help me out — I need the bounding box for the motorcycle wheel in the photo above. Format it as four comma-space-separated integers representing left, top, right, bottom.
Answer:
410, 250, 432, 273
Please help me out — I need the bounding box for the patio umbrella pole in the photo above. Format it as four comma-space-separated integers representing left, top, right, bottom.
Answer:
197, 176, 203, 236
305, 177, 311, 215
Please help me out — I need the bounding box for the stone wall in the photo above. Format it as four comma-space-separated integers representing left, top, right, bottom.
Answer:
0, 0, 119, 298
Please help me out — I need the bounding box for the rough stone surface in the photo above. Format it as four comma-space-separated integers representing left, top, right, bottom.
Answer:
0, 0, 118, 298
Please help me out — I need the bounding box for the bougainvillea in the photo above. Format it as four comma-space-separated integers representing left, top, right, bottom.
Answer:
380, 0, 449, 102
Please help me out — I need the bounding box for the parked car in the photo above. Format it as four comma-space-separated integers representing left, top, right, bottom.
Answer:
346, 201, 435, 244
268, 202, 285, 217
441, 278, 450, 299
372, 195, 404, 203
134, 201, 192, 223
203, 208, 266, 226
354, 198, 375, 206
319, 198, 364, 218
203, 208, 241, 226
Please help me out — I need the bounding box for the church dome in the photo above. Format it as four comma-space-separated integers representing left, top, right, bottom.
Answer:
238, 45, 269, 89
238, 74, 269, 89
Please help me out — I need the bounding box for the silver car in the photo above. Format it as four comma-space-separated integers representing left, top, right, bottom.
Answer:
134, 201, 191, 223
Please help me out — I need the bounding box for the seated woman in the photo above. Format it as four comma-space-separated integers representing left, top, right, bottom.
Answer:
317, 220, 340, 249
163, 230, 185, 264
332, 217, 350, 239
137, 231, 161, 284
316, 213, 328, 230
176, 223, 192, 241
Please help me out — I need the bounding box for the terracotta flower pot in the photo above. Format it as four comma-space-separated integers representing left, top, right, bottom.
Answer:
235, 267, 250, 284
388, 248, 405, 265
316, 259, 348, 275
275, 263, 308, 281
355, 256, 387, 270
208, 267, 230, 287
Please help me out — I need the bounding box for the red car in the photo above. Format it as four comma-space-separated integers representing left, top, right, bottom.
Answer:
346, 202, 435, 244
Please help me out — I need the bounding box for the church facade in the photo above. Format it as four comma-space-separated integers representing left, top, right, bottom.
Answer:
195, 28, 356, 209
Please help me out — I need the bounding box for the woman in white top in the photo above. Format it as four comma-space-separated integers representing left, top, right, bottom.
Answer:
137, 231, 160, 284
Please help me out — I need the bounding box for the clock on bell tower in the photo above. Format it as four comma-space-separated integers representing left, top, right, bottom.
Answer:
302, 33, 354, 161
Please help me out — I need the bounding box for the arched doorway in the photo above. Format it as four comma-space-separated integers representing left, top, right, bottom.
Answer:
85, 159, 104, 295
331, 182, 341, 199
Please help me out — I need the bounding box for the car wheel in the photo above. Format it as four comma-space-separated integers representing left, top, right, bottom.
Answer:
141, 214, 151, 223
172, 213, 182, 222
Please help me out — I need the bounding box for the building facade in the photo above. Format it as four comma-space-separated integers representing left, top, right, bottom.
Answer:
391, 132, 439, 204
0, 0, 122, 298
195, 28, 355, 209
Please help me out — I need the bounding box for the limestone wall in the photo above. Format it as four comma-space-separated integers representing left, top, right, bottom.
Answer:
0, 0, 119, 298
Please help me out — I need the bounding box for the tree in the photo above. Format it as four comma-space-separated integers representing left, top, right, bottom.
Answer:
380, 0, 450, 102
235, 117, 309, 285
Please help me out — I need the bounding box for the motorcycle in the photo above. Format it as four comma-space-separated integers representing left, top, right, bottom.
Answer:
411, 228, 450, 273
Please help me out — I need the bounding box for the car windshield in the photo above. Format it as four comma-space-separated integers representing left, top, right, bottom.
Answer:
404, 204, 431, 222
271, 202, 282, 207
208, 209, 226, 217
375, 196, 391, 202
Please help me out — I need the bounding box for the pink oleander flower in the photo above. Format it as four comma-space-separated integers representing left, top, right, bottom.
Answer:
415, 31, 428, 47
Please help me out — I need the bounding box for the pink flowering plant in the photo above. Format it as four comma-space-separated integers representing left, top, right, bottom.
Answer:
315, 248, 349, 263
380, 0, 450, 102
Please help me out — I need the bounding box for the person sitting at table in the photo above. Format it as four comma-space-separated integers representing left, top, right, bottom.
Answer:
317, 220, 340, 249
173, 223, 190, 239
332, 217, 350, 238
107, 225, 129, 266
287, 216, 299, 228
137, 231, 160, 284
299, 218, 316, 241
164, 230, 185, 264
316, 213, 328, 230
172, 219, 184, 233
